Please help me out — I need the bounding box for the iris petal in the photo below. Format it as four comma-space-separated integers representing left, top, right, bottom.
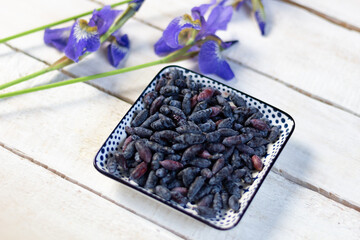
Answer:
89, 5, 122, 35
204, 4, 233, 34
154, 37, 181, 56
107, 33, 130, 67
162, 14, 201, 48
198, 40, 234, 80
191, 0, 216, 20
64, 19, 100, 62
255, 10, 266, 35
43, 26, 71, 52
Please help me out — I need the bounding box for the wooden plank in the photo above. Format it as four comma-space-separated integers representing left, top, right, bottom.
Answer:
7, 0, 360, 115
284, 0, 360, 30
0, 147, 181, 240
7, 18, 360, 210
0, 46, 360, 239
134, 0, 360, 115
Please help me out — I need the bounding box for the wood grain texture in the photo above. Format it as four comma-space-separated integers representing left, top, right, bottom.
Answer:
0, 45, 359, 239
133, 0, 360, 115
6, 0, 360, 115
0, 147, 181, 240
284, 0, 360, 30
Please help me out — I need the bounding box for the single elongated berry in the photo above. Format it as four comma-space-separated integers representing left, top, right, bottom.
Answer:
188, 176, 206, 201
207, 143, 226, 154
198, 119, 216, 132
130, 162, 148, 180
133, 127, 153, 138
210, 106, 222, 117
247, 137, 270, 148
106, 156, 118, 174
176, 124, 201, 134
241, 127, 268, 137
144, 170, 158, 189
131, 109, 149, 127
206, 131, 221, 143
182, 92, 192, 115
171, 188, 188, 199
168, 106, 186, 120
160, 160, 183, 170
114, 152, 127, 170
143, 91, 158, 107
155, 78, 166, 92
193, 184, 212, 201
251, 155, 263, 171
192, 101, 208, 113
141, 112, 159, 128
150, 95, 165, 115
197, 87, 215, 101
146, 141, 174, 154
197, 194, 214, 207
172, 143, 189, 151
151, 152, 163, 170
160, 85, 179, 96
222, 133, 254, 147
250, 119, 270, 131
189, 108, 212, 123
213, 192, 222, 211
135, 140, 152, 163
189, 158, 212, 168
240, 153, 253, 170
182, 144, 204, 162
268, 126, 280, 142
123, 141, 136, 159
217, 128, 238, 137
201, 168, 213, 178
169, 100, 182, 109
217, 118, 233, 129
230, 92, 246, 107
155, 168, 167, 178
254, 145, 266, 157
153, 130, 180, 142
236, 144, 256, 155
209, 165, 233, 185
175, 133, 206, 145
171, 190, 188, 206
179, 166, 200, 186
221, 192, 229, 210
196, 206, 217, 218
212, 158, 225, 174
155, 185, 171, 201
228, 195, 240, 211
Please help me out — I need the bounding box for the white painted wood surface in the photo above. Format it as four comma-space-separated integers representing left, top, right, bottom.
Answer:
287, 0, 360, 29
0, 147, 181, 240
0, 0, 360, 239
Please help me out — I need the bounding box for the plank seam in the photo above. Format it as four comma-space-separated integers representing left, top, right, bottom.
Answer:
279, 0, 360, 33
4, 42, 135, 105
1, 139, 360, 217
226, 57, 360, 118
0, 141, 188, 240
272, 167, 360, 212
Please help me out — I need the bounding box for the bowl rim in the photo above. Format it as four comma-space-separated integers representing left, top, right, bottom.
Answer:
93, 65, 296, 230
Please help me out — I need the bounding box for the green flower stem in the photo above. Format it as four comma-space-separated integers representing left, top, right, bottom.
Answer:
0, 57, 72, 90
0, 0, 131, 44
0, 59, 166, 99
0, 1, 138, 91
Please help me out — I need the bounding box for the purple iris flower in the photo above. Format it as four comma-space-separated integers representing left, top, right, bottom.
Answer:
64, 19, 100, 62
198, 40, 235, 80
89, 6, 122, 35
196, 3, 233, 39
236, 0, 266, 36
44, 26, 71, 52
130, 0, 145, 11
107, 32, 130, 67
44, 5, 121, 61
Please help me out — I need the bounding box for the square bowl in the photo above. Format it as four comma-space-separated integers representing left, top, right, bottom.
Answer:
94, 65, 295, 230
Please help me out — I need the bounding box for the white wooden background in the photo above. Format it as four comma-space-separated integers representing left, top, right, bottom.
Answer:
0, 0, 359, 239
